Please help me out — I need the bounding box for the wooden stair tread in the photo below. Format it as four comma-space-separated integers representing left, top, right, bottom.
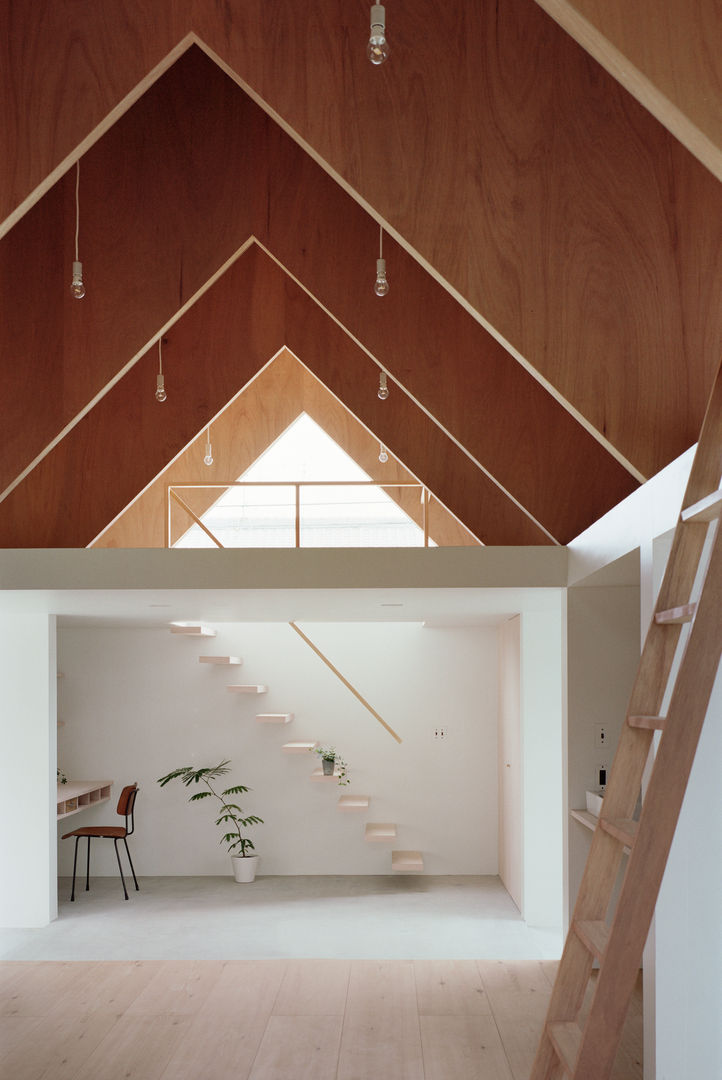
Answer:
627, 714, 665, 730
681, 489, 722, 522
654, 602, 696, 624
310, 766, 342, 781
337, 794, 370, 810
547, 1021, 582, 1075
256, 713, 293, 723
227, 684, 268, 693
365, 823, 397, 841
392, 850, 424, 872
282, 741, 317, 753
600, 817, 638, 847
574, 919, 610, 961
199, 655, 242, 665
170, 624, 216, 636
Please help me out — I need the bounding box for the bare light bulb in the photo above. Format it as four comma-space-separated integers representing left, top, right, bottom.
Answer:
204, 443, 213, 467
70, 260, 85, 299
379, 444, 389, 463
367, 4, 389, 64
377, 371, 389, 400
155, 373, 167, 403
374, 257, 389, 297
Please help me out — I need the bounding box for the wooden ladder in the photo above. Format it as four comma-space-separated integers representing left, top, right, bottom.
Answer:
530, 361, 722, 1080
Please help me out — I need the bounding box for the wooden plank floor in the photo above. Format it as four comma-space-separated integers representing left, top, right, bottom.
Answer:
0, 959, 642, 1080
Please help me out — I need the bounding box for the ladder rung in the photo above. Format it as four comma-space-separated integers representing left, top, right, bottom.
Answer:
628, 713, 665, 730
655, 602, 696, 624
547, 1021, 582, 1075
600, 817, 638, 847
681, 489, 722, 523
574, 919, 610, 961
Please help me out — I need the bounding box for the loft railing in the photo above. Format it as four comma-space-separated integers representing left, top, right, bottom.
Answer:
167, 481, 431, 548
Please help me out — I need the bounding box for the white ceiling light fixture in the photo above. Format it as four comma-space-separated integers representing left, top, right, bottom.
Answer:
203, 425, 214, 466
70, 160, 85, 299
155, 338, 167, 403
374, 224, 389, 296
377, 371, 390, 400
367, 4, 389, 65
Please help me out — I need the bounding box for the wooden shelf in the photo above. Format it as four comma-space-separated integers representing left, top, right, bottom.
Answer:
572, 809, 631, 855
227, 685, 268, 694
365, 823, 397, 842
338, 794, 370, 810
282, 741, 317, 753
681, 489, 722, 523
256, 713, 294, 724
311, 767, 342, 781
199, 655, 242, 665
392, 850, 424, 872
169, 624, 216, 637
57, 781, 113, 820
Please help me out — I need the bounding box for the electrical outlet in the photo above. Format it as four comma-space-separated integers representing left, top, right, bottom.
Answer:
433, 727, 447, 740
594, 724, 607, 748
598, 765, 607, 789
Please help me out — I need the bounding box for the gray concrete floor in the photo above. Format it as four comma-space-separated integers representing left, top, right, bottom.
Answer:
0, 876, 562, 962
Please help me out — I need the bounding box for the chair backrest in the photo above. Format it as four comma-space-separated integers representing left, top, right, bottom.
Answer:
116, 784, 138, 835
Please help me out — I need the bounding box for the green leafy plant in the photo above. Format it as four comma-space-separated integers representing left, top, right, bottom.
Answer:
310, 745, 350, 785
57, 768, 68, 785
157, 760, 263, 857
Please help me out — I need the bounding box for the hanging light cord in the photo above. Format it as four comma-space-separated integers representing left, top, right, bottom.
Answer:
74, 161, 80, 261
158, 338, 163, 374
379, 224, 383, 259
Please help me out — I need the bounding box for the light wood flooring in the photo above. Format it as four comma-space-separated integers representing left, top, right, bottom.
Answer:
0, 959, 642, 1080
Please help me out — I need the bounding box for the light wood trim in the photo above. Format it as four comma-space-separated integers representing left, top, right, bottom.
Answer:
169, 488, 224, 548
681, 489, 722, 522
599, 818, 638, 848
626, 714, 665, 731
573, 920, 609, 962
547, 1020, 582, 1075
654, 603, 696, 625
289, 621, 402, 744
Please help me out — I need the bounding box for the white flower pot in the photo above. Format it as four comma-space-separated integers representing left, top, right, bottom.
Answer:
231, 854, 259, 883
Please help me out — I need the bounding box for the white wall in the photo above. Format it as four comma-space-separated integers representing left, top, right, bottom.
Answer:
0, 614, 57, 926
57, 621, 499, 878
498, 615, 522, 910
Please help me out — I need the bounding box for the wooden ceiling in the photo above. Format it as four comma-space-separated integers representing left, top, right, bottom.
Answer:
0, 2, 720, 548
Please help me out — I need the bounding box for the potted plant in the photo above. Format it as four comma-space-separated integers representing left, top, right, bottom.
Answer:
311, 746, 350, 785
157, 760, 263, 882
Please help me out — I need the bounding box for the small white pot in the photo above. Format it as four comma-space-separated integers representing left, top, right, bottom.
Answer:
231, 854, 259, 883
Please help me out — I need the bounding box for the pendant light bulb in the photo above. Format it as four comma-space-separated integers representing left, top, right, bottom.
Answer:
203, 426, 214, 467
378, 443, 389, 463
377, 371, 390, 401
155, 339, 167, 402
374, 257, 389, 297
70, 260, 85, 299
367, 4, 389, 65
155, 373, 167, 403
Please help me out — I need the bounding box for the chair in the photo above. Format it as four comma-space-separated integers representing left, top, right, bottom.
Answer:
62, 784, 139, 901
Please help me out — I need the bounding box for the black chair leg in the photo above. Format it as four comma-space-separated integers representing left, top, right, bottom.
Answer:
70, 836, 79, 901
85, 836, 91, 891
114, 838, 129, 900
123, 838, 139, 891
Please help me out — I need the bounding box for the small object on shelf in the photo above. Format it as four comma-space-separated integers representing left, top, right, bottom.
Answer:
199, 656, 242, 665
392, 850, 424, 872
338, 794, 370, 810
256, 713, 294, 724
169, 624, 217, 637
282, 741, 318, 753
365, 823, 397, 842
585, 790, 603, 817
310, 745, 349, 784
227, 685, 268, 694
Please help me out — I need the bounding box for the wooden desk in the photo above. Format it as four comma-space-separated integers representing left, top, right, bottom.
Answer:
57, 781, 113, 820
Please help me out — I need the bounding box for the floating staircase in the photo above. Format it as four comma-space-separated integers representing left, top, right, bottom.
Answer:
530, 361, 722, 1080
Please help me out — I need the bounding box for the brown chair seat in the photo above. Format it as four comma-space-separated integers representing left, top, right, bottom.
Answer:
62, 825, 128, 839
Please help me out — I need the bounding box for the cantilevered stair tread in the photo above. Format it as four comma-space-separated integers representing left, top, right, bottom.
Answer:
365, 823, 397, 842
654, 603, 696, 624
282, 741, 317, 753
311, 767, 342, 781
337, 794, 370, 810
600, 817, 638, 847
392, 850, 424, 872
547, 1021, 582, 1076
628, 714, 665, 730
574, 919, 610, 961
681, 489, 722, 522
199, 655, 242, 665
256, 713, 294, 723
227, 685, 268, 693
170, 624, 216, 636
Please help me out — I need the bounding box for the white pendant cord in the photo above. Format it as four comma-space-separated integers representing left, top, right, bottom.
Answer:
74, 161, 80, 262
